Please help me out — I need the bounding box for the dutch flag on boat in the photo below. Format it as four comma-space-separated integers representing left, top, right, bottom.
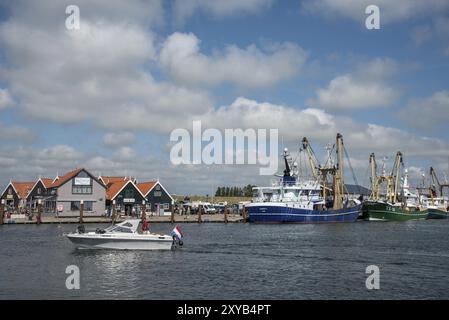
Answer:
171, 225, 183, 240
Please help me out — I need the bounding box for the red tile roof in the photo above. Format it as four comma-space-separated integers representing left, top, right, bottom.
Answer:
99, 176, 130, 185
137, 181, 157, 196
51, 168, 84, 188
105, 180, 129, 200
11, 181, 35, 199
41, 178, 54, 188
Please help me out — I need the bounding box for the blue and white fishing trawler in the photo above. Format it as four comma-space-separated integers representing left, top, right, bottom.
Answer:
246, 134, 362, 223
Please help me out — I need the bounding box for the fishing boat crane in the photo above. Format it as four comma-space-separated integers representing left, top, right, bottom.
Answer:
362, 151, 428, 221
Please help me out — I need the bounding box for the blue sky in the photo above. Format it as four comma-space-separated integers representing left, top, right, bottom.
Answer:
1, 0, 449, 195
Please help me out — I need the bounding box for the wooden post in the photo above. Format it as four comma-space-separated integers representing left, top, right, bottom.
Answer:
198, 205, 202, 223
79, 200, 84, 224
0, 199, 4, 225
242, 207, 247, 222
224, 205, 228, 223
141, 200, 146, 223
37, 199, 42, 225
111, 200, 116, 224
171, 205, 175, 224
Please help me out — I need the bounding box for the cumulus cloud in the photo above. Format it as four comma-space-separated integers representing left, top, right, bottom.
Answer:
103, 132, 135, 148
0, 88, 13, 109
0, 9, 213, 133
173, 0, 273, 24
159, 32, 308, 88
301, 0, 449, 24
398, 90, 449, 129
307, 58, 401, 110
197, 97, 449, 160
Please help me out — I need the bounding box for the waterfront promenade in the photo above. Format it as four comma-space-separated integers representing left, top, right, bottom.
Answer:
0, 213, 246, 224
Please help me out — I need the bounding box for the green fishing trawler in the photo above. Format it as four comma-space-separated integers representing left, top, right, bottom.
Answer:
419, 167, 449, 219
362, 201, 428, 221
362, 152, 428, 221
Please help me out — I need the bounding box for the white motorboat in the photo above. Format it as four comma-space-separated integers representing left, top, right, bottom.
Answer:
66, 219, 179, 250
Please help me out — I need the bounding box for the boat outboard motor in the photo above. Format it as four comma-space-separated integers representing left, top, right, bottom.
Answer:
77, 225, 85, 234
173, 236, 183, 247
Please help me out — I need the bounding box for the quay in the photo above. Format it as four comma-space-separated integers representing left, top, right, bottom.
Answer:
0, 214, 247, 225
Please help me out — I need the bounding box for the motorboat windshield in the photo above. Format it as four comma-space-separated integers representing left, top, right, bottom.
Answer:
104, 219, 140, 233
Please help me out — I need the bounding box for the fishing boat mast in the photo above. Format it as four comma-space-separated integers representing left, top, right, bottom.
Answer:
333, 133, 344, 210
301, 137, 319, 180
369, 153, 377, 199
429, 166, 440, 205
392, 151, 403, 204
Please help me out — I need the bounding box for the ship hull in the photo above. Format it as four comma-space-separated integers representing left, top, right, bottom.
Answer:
362, 201, 428, 221
426, 208, 449, 219
247, 203, 362, 224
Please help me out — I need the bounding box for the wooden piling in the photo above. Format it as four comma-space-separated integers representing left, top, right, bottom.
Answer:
171, 206, 175, 224
0, 200, 4, 225
198, 205, 202, 223
79, 200, 84, 224
224, 206, 228, 223
242, 207, 247, 222
111, 202, 116, 224
141, 201, 146, 223
37, 200, 42, 225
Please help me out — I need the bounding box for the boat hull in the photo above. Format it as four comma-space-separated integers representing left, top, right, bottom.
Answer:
362, 201, 428, 221
426, 208, 449, 219
247, 203, 362, 224
66, 234, 174, 250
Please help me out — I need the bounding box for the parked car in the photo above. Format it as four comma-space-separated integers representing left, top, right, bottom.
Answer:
203, 204, 217, 214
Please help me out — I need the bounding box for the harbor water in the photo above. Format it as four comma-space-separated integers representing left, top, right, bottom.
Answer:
1, 220, 449, 299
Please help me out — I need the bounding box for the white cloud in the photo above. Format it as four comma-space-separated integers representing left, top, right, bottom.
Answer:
3, 0, 164, 29
200, 97, 449, 159
201, 97, 337, 142
398, 90, 449, 129
309, 74, 399, 110
112, 146, 137, 161
307, 58, 400, 110
0, 122, 36, 142
302, 0, 449, 23
173, 0, 273, 24
0, 12, 213, 133
0, 88, 13, 109
159, 32, 308, 89
103, 132, 135, 148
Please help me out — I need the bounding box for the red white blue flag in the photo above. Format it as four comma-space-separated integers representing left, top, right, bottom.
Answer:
171, 225, 183, 239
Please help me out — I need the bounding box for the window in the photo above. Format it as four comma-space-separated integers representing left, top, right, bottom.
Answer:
70, 201, 94, 211
163, 203, 169, 210
112, 226, 133, 233
154, 191, 162, 197
37, 187, 41, 195
72, 186, 92, 194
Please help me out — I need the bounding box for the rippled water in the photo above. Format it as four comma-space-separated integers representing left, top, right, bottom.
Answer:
1, 220, 449, 299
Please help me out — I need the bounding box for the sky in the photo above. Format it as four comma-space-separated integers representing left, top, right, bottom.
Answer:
1, 0, 449, 195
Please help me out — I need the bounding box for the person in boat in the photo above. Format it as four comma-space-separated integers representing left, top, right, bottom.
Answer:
142, 219, 149, 233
